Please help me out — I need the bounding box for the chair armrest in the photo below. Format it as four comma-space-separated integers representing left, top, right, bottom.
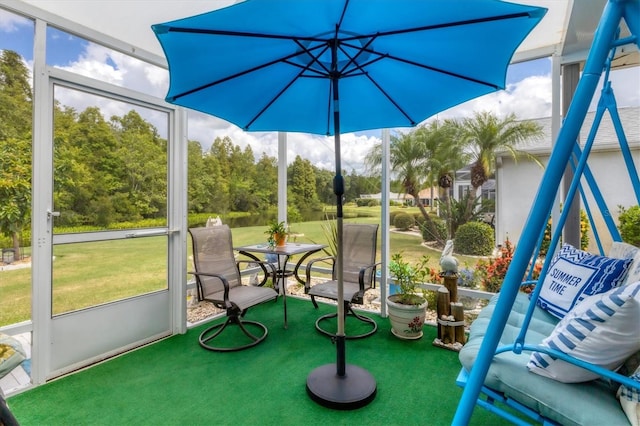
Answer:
359, 262, 381, 291
236, 259, 277, 286
188, 270, 232, 307
305, 255, 335, 291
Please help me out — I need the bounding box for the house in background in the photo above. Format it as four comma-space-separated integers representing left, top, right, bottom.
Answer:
359, 192, 408, 204
495, 105, 639, 252
453, 165, 496, 211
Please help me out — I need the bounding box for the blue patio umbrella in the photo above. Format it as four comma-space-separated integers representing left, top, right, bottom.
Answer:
152, 0, 545, 409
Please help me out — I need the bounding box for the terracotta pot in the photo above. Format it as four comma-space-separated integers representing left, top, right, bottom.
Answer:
274, 233, 287, 247
387, 294, 428, 339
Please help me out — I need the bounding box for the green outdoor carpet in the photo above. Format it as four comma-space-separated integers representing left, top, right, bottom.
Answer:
8, 297, 511, 425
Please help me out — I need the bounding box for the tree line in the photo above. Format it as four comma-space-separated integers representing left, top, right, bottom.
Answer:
1, 47, 545, 255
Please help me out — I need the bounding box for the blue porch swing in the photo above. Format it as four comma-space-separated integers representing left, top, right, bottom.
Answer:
454, 0, 640, 425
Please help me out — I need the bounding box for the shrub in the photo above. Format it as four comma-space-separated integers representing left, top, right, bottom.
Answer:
389, 210, 401, 225
413, 213, 426, 229
420, 218, 447, 243
454, 221, 494, 256
618, 205, 640, 247
393, 212, 414, 231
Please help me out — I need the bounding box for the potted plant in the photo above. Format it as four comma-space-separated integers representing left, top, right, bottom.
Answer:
387, 253, 430, 339
265, 220, 288, 248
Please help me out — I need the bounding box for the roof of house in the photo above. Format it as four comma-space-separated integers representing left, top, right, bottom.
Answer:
504, 105, 639, 156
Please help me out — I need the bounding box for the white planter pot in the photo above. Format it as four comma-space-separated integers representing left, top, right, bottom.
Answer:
387, 294, 428, 339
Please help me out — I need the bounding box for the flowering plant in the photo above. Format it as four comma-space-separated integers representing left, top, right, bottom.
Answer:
475, 239, 542, 293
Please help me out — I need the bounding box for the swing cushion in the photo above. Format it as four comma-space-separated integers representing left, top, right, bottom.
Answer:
618, 364, 640, 426
537, 244, 633, 319
460, 292, 630, 426
529, 281, 640, 382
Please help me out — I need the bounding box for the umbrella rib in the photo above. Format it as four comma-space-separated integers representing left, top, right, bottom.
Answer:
161, 10, 535, 46
244, 44, 333, 130
336, 11, 536, 42
384, 52, 500, 89
162, 26, 326, 43
336, 37, 499, 89
363, 73, 417, 126
169, 41, 329, 101
292, 38, 332, 76
337, 35, 377, 76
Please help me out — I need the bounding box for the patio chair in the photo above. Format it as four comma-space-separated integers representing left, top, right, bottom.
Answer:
304, 223, 380, 339
189, 225, 278, 352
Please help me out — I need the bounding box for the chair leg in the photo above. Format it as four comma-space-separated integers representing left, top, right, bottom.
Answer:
199, 314, 269, 352
314, 302, 377, 339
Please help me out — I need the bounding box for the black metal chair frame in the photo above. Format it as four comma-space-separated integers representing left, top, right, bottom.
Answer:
189, 227, 278, 352
304, 224, 380, 339
305, 258, 379, 339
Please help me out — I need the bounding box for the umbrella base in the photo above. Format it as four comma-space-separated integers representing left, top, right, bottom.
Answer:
306, 363, 377, 410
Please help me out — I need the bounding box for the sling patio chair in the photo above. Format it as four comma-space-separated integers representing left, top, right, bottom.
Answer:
189, 225, 278, 352
304, 223, 380, 339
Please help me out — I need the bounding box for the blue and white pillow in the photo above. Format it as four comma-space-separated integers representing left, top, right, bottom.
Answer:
618, 365, 640, 426
537, 244, 633, 319
528, 281, 640, 383
609, 241, 640, 287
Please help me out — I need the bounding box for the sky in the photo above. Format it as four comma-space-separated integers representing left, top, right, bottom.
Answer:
1, 7, 639, 174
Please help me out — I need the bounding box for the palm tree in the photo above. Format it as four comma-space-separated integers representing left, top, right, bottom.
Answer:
366, 121, 464, 245
413, 120, 468, 238
455, 111, 544, 221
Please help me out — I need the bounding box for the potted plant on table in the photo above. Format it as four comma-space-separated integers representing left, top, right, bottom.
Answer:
387, 252, 430, 339
265, 220, 288, 248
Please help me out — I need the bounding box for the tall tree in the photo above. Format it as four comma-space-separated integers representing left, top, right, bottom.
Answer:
288, 155, 318, 211
366, 129, 446, 245
111, 110, 167, 220
254, 153, 278, 210
455, 111, 544, 220
313, 167, 335, 205
0, 50, 32, 255
413, 120, 468, 237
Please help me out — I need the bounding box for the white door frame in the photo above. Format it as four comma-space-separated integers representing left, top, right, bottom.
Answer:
30, 26, 187, 383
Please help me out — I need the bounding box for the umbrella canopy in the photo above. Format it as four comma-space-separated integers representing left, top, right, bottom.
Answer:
153, 0, 546, 136
153, 0, 546, 410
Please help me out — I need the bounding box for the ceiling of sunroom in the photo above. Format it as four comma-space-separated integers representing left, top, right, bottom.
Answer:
14, 0, 639, 67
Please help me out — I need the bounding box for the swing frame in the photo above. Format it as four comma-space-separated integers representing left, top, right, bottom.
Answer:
454, 0, 640, 424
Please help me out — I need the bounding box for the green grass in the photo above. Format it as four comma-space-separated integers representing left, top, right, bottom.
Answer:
0, 214, 485, 327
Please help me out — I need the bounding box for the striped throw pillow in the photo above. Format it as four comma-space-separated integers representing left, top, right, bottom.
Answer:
528, 281, 640, 383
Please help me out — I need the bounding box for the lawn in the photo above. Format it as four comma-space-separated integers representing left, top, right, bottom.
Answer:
0, 214, 485, 327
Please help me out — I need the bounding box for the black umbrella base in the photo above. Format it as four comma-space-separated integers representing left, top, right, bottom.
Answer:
306, 363, 377, 410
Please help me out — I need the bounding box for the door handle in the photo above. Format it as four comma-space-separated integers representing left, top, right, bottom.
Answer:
47, 210, 60, 218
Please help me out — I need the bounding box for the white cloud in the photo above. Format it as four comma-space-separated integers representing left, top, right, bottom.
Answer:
0, 9, 29, 32
436, 74, 553, 121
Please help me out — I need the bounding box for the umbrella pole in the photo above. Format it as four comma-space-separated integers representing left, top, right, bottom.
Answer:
306, 41, 376, 409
